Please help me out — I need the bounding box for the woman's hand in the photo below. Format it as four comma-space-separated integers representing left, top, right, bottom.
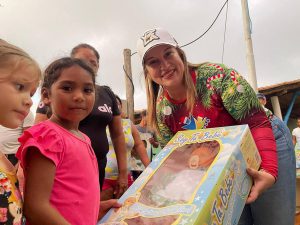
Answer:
114, 173, 128, 199
149, 137, 159, 148
246, 168, 275, 204
98, 199, 122, 220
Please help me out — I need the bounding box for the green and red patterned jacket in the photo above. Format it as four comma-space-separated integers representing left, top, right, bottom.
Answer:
156, 62, 277, 178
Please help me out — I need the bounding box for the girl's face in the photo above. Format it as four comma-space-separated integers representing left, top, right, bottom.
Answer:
46, 65, 95, 129
0, 64, 39, 128
144, 45, 184, 90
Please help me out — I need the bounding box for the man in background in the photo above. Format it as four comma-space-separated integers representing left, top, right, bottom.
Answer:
244, 93, 296, 225
292, 117, 300, 148
257, 93, 273, 118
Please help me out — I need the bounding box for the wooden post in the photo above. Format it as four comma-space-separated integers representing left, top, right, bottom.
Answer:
123, 49, 134, 121
270, 96, 283, 120
241, 0, 258, 92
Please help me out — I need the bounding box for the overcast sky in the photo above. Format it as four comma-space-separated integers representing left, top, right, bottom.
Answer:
1, 0, 299, 110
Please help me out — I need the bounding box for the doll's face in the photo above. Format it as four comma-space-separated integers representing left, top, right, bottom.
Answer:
188, 141, 220, 169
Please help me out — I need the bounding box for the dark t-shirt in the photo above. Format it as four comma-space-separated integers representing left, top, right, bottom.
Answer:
79, 85, 120, 159
36, 85, 120, 187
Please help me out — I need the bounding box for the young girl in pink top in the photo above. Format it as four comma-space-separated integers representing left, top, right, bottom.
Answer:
17, 57, 118, 225
0, 39, 41, 225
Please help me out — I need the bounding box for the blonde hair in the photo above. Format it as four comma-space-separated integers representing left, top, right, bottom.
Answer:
143, 47, 197, 133
0, 39, 41, 81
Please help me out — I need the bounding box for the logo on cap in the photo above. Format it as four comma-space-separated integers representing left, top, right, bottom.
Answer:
140, 29, 160, 47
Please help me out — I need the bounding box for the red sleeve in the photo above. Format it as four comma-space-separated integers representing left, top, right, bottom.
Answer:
242, 110, 278, 178
251, 127, 277, 178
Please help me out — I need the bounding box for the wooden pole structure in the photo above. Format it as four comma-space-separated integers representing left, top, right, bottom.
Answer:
241, 0, 258, 92
270, 96, 283, 120
123, 49, 134, 121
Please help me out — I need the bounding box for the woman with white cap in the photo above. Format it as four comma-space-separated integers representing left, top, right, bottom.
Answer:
137, 28, 279, 224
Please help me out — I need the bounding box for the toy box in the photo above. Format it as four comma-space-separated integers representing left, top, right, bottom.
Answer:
99, 125, 261, 225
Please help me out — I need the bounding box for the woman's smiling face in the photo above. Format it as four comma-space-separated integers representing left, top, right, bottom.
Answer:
144, 45, 184, 90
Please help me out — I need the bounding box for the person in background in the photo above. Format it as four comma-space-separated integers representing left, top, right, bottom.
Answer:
0, 39, 41, 225
34, 43, 128, 197
256, 93, 272, 117
102, 95, 150, 201
17, 57, 121, 225
136, 28, 277, 206
136, 110, 159, 150
239, 93, 296, 225
292, 117, 300, 147
131, 110, 159, 180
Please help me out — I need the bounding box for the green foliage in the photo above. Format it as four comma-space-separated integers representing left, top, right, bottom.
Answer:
222, 73, 260, 120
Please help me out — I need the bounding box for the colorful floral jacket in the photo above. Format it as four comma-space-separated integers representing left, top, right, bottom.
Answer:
156, 62, 277, 177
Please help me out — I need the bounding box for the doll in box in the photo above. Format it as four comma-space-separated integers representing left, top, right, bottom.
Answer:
139, 140, 220, 207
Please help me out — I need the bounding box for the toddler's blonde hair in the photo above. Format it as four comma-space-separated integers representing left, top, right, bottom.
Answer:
0, 39, 41, 82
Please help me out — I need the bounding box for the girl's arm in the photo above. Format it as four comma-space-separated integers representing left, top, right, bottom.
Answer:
23, 148, 70, 225
131, 124, 150, 167
98, 199, 122, 220
108, 115, 128, 198
149, 136, 159, 148
293, 135, 297, 146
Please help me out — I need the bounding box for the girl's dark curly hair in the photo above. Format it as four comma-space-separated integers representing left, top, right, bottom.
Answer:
42, 57, 95, 90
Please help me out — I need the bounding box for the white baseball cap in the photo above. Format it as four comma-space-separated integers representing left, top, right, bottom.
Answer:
137, 28, 178, 63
